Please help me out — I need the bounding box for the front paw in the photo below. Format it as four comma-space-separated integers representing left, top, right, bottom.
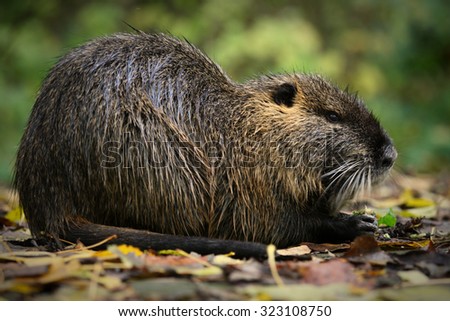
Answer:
316, 212, 379, 243
350, 213, 378, 234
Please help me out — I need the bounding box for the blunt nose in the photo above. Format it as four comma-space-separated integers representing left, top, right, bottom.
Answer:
380, 144, 397, 168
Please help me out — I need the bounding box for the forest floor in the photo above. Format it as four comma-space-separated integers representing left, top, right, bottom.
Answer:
0, 171, 449, 300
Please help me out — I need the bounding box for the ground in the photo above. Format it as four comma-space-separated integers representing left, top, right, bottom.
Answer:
0, 171, 449, 300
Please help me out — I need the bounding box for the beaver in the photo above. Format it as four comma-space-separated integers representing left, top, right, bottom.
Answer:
14, 32, 397, 257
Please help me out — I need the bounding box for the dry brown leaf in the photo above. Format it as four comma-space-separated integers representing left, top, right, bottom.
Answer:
37, 259, 81, 284
345, 235, 380, 257
300, 259, 358, 286
277, 244, 311, 256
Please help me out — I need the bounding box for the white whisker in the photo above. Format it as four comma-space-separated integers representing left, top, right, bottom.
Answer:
320, 157, 376, 210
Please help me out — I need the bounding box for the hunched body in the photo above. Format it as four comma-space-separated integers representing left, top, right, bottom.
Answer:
15, 32, 397, 256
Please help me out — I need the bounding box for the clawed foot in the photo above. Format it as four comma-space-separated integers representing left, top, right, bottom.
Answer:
352, 213, 378, 234
324, 212, 378, 242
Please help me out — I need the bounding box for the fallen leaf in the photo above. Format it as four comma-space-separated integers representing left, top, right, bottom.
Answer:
375, 284, 450, 300
397, 270, 429, 284
92, 249, 119, 260
175, 265, 222, 277
300, 259, 358, 286
241, 283, 363, 300
378, 239, 430, 251
378, 209, 397, 227
348, 251, 392, 266
400, 207, 437, 218
2, 263, 49, 279
401, 189, 435, 208
277, 245, 311, 256
130, 278, 198, 300
345, 235, 380, 257
7, 283, 40, 295
301, 242, 350, 252
5, 207, 24, 223
227, 260, 266, 283
211, 254, 243, 266
107, 244, 145, 268
0, 251, 61, 268
115, 244, 144, 256
37, 259, 81, 284
158, 249, 185, 256
93, 274, 123, 291
0, 229, 32, 242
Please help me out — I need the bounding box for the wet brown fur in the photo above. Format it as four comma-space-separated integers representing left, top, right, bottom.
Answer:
14, 32, 397, 256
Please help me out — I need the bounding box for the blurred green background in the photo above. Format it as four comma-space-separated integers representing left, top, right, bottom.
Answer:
1, 0, 449, 185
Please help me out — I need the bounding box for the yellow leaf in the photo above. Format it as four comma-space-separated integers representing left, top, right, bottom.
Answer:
175, 265, 222, 277
93, 250, 118, 259
115, 244, 143, 256
5, 207, 25, 223
256, 292, 272, 301
211, 254, 243, 266
404, 198, 435, 208
400, 206, 437, 218
158, 249, 185, 256
401, 189, 435, 208
9, 283, 40, 295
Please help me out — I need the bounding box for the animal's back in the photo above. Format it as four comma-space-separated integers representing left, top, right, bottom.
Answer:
15, 33, 231, 239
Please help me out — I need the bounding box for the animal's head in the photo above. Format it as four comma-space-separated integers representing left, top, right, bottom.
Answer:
245, 74, 397, 210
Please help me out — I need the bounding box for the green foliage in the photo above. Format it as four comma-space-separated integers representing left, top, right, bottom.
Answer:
1, 0, 449, 183
378, 209, 397, 228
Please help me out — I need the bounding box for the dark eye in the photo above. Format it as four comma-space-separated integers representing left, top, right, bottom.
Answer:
326, 111, 341, 123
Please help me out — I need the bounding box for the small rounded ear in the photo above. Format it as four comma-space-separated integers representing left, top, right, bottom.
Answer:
271, 83, 297, 107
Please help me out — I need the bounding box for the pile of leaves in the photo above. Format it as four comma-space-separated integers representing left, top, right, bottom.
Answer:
0, 172, 449, 300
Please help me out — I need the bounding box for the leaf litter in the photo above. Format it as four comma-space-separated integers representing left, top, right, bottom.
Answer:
1, 172, 449, 300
